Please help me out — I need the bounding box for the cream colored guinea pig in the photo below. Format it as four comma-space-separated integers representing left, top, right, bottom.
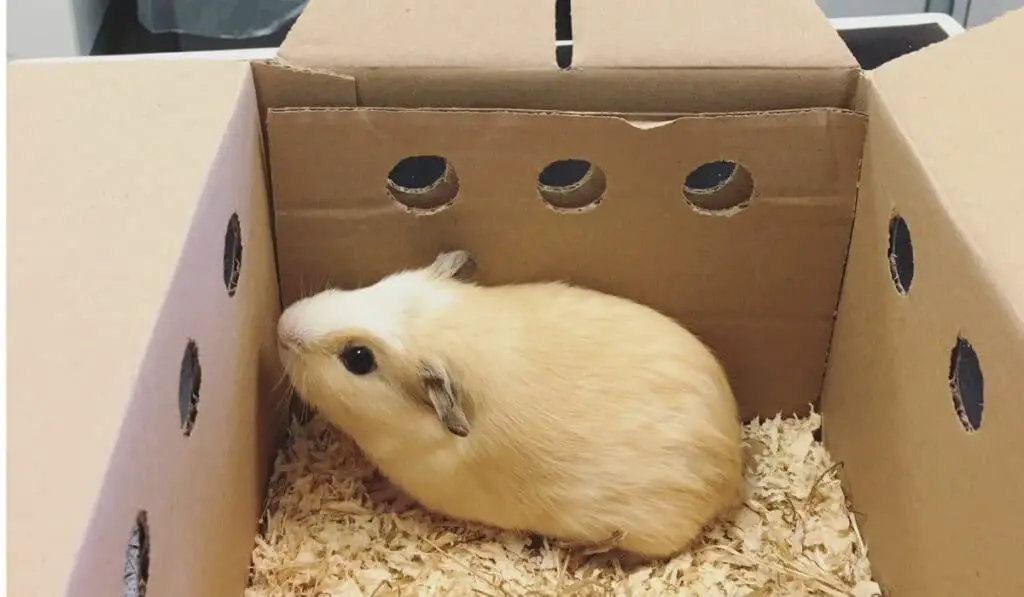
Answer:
277, 250, 744, 559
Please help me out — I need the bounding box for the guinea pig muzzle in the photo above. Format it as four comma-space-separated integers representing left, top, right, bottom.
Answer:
276, 326, 305, 357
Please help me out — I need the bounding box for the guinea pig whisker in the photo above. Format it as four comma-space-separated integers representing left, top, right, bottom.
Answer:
271, 383, 291, 415
318, 271, 334, 293
271, 369, 290, 393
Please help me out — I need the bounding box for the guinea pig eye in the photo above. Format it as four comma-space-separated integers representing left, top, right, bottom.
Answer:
339, 345, 377, 375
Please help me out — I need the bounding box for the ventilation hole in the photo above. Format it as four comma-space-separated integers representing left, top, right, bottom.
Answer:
223, 213, 243, 297
385, 155, 459, 214
683, 160, 755, 214
887, 214, 915, 295
537, 159, 606, 211
949, 336, 984, 432
123, 510, 150, 597
179, 339, 201, 437
555, 0, 573, 69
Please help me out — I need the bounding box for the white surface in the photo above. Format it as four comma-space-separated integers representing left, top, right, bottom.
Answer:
8, 0, 110, 59
15, 47, 281, 64
10, 12, 966, 65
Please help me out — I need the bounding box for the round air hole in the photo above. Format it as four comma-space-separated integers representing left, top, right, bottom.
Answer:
223, 213, 243, 297
179, 339, 201, 437
683, 160, 755, 214
887, 214, 915, 295
123, 510, 150, 597
949, 336, 984, 432
537, 159, 606, 211
385, 155, 459, 213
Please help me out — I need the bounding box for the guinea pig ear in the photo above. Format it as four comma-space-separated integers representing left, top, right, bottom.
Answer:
427, 250, 476, 282
417, 359, 472, 437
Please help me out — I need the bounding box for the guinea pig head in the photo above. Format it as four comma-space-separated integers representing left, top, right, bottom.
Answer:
276, 250, 476, 438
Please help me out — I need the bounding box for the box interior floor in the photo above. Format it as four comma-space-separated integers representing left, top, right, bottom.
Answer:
7, 2, 1024, 597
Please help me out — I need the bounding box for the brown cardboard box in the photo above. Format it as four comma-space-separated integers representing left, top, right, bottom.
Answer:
7, 1, 1023, 595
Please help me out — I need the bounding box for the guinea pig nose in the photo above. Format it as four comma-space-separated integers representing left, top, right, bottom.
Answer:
277, 330, 302, 352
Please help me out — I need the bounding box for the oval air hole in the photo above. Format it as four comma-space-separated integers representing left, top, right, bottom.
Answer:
683, 160, 755, 214
949, 335, 984, 432
887, 214, 915, 295
123, 510, 151, 597
179, 339, 201, 437
538, 159, 606, 211
386, 155, 459, 214
223, 213, 243, 297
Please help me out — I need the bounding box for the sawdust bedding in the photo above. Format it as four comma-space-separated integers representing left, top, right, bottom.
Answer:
246, 409, 882, 597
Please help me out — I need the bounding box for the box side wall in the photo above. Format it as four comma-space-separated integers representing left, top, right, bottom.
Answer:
870, 6, 1024, 339
822, 84, 1024, 596
7, 60, 284, 597
267, 106, 866, 421
69, 87, 286, 597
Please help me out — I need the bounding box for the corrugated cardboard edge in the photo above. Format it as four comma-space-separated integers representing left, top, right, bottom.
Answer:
293, 66, 861, 113
266, 105, 865, 119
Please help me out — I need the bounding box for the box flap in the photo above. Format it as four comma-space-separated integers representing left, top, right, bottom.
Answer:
8, 59, 281, 597
278, 0, 555, 69
572, 0, 857, 68
870, 8, 1024, 316
268, 0, 858, 112
278, 0, 855, 71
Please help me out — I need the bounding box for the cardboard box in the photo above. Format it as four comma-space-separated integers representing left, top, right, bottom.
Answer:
7, 1, 1023, 595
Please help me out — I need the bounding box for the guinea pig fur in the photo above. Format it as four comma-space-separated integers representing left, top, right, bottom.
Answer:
277, 250, 745, 560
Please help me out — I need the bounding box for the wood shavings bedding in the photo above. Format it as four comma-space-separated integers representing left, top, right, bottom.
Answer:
246, 409, 882, 597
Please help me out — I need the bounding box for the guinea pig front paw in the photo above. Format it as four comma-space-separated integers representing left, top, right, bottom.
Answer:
363, 473, 419, 514
557, 530, 639, 573
560, 529, 625, 556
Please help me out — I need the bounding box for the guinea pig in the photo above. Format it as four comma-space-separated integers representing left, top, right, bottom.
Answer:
276, 250, 744, 560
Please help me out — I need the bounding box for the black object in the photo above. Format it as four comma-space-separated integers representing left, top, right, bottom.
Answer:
92, 0, 295, 54
340, 345, 377, 376
838, 23, 951, 70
